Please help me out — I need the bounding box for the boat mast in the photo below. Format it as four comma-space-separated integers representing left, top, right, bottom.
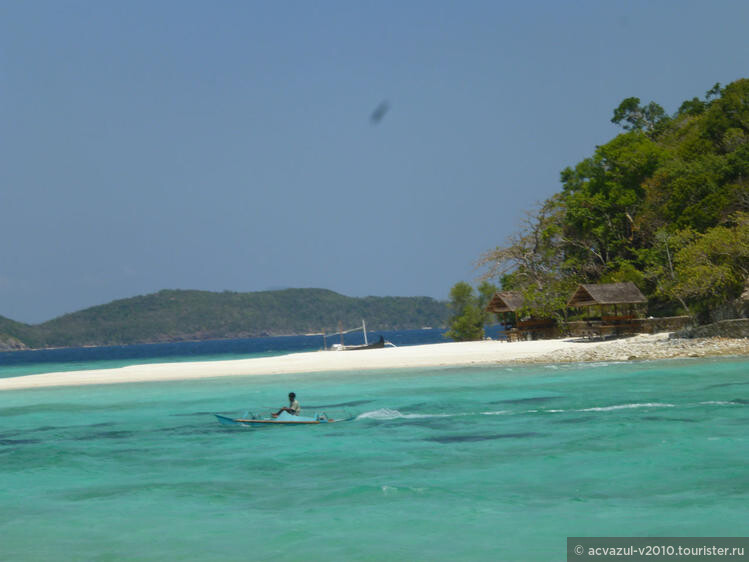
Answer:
362, 319, 368, 346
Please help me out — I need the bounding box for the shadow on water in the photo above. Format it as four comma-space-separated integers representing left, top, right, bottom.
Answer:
71, 430, 135, 441
641, 416, 700, 423
60, 480, 253, 502
1, 421, 118, 442
0, 430, 25, 439
704, 381, 749, 389
159, 424, 238, 436
403, 401, 432, 408
553, 416, 594, 424
0, 402, 154, 417
0, 438, 42, 446
387, 419, 453, 430
425, 432, 544, 443
32, 422, 115, 432
490, 396, 561, 405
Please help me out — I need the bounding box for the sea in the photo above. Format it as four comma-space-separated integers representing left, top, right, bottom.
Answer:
1, 328, 747, 561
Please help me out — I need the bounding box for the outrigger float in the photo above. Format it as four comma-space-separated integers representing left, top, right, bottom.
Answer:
215, 411, 345, 427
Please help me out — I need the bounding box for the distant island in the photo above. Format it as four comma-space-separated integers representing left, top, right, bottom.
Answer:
0, 288, 450, 350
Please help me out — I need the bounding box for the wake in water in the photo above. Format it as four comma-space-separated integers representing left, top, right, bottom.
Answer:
578, 402, 675, 412
355, 404, 674, 421
356, 408, 460, 420
356, 408, 516, 421
353, 401, 728, 421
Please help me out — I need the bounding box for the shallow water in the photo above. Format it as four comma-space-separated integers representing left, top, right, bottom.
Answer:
1, 357, 748, 560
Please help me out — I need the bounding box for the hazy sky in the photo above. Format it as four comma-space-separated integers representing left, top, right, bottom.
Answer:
2, 1, 748, 323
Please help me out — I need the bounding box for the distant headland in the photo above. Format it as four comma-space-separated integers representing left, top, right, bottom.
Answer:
0, 288, 449, 350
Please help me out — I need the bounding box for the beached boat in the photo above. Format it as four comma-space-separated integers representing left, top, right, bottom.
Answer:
215, 411, 342, 427
314, 319, 395, 351
331, 335, 386, 351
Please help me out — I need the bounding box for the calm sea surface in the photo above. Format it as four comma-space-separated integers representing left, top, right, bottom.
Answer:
1, 334, 747, 560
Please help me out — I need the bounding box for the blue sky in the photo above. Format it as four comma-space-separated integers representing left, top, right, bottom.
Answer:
1, 0, 748, 323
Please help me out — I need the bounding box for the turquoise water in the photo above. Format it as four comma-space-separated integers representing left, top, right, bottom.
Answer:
0, 351, 285, 379
1, 357, 748, 560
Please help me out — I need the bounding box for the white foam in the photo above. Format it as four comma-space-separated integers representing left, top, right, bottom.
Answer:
480, 410, 510, 416
380, 485, 427, 495
578, 403, 675, 412
356, 408, 457, 420
357, 408, 402, 420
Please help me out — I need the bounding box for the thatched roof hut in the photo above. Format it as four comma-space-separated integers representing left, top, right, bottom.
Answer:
486, 292, 525, 314
486, 291, 558, 340
567, 282, 647, 308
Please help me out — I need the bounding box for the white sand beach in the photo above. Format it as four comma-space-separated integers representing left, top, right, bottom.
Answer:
2, 333, 748, 391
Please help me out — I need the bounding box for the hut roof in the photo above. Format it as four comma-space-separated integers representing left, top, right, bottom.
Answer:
567, 282, 647, 307
486, 291, 525, 313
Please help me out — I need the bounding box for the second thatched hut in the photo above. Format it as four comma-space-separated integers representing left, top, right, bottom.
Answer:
486, 291, 558, 341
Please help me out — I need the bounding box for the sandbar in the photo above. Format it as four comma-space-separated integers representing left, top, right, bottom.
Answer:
1, 333, 747, 391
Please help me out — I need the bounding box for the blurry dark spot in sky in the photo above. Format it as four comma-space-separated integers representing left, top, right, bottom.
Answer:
370, 100, 390, 124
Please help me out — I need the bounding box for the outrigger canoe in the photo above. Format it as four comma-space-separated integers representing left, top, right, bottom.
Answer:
215, 411, 342, 427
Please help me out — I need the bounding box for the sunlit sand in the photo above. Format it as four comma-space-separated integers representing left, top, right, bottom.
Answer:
1, 333, 747, 390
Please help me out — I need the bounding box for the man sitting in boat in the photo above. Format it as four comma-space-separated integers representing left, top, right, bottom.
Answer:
272, 392, 301, 417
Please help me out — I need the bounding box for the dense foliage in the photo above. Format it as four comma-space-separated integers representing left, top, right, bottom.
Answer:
444, 281, 497, 341
0, 289, 449, 349
480, 79, 749, 322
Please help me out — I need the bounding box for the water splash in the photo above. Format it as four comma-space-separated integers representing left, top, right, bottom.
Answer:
578, 403, 675, 412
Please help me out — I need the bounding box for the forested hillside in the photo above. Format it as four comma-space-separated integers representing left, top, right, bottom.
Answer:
480, 79, 749, 322
0, 315, 34, 350
0, 289, 449, 349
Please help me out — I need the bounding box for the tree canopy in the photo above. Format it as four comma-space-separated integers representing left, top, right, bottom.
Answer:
444, 281, 497, 341
481, 79, 749, 322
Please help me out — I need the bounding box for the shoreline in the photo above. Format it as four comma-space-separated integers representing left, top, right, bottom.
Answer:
1, 333, 747, 391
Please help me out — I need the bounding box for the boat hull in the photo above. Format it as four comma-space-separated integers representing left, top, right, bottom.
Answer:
215, 412, 339, 426
332, 336, 386, 351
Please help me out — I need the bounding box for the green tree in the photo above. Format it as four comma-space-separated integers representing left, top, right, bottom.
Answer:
479, 79, 749, 323
477, 280, 499, 324
611, 97, 668, 133
702, 80, 748, 144
671, 214, 749, 316
559, 131, 665, 270
445, 282, 485, 341
478, 201, 579, 321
